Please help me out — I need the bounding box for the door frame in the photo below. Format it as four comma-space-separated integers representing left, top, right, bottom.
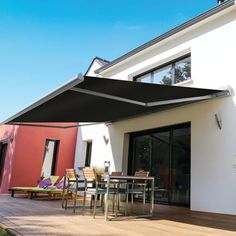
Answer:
41, 139, 59, 176
0, 142, 8, 185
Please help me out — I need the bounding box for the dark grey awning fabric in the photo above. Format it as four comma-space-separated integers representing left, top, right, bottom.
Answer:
4, 75, 230, 124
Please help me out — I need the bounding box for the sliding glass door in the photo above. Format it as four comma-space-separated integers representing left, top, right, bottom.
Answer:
129, 123, 190, 206
170, 127, 190, 205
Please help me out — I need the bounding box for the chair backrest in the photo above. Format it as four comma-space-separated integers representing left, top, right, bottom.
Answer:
83, 167, 96, 182
111, 171, 123, 176
66, 169, 77, 180
134, 171, 149, 177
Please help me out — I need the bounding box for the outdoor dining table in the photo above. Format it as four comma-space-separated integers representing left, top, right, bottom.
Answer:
104, 175, 155, 221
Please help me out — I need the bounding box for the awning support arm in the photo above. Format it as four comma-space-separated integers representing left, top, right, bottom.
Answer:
70, 87, 231, 107
147, 90, 231, 107
70, 87, 146, 106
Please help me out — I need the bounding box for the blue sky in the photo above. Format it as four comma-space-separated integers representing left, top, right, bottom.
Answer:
0, 0, 216, 122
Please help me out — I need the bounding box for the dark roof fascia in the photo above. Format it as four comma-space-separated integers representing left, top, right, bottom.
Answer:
85, 57, 110, 75
95, 0, 235, 74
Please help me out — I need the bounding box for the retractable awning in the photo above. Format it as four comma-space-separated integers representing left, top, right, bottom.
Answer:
3, 75, 231, 127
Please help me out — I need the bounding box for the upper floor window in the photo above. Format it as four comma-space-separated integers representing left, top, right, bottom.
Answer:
135, 55, 191, 85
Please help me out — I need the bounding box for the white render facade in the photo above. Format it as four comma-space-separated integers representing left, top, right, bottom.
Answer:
75, 2, 236, 215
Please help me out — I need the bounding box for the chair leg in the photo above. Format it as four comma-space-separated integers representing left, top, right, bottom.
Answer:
117, 194, 119, 211
65, 186, 72, 210
131, 192, 134, 211
143, 187, 146, 206
83, 192, 86, 214
112, 193, 118, 214
100, 194, 103, 207
101, 195, 105, 212
62, 189, 66, 208
30, 192, 34, 199
93, 193, 98, 219
116, 183, 120, 211
125, 192, 128, 216
112, 193, 115, 213
115, 193, 119, 217
73, 191, 77, 213
90, 196, 93, 209
131, 184, 134, 210
62, 176, 67, 209
65, 190, 69, 210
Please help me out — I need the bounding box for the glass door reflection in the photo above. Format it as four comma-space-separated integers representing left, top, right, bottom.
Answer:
130, 123, 190, 206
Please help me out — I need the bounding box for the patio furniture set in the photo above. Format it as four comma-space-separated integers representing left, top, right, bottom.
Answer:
62, 167, 155, 220
9, 168, 155, 221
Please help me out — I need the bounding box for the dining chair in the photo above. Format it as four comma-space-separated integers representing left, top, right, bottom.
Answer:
62, 169, 85, 213
125, 171, 150, 212
83, 167, 117, 218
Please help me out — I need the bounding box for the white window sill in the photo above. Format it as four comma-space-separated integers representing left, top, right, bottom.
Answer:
174, 79, 193, 86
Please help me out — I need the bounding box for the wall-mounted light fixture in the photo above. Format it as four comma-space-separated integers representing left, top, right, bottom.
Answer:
215, 113, 222, 130
103, 135, 109, 145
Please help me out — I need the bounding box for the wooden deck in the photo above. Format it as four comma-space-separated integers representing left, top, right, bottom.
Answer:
1, 194, 236, 236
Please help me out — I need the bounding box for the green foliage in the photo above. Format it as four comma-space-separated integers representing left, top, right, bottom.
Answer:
175, 61, 191, 84
0, 228, 7, 236
162, 75, 172, 85
160, 60, 191, 85
93, 166, 104, 175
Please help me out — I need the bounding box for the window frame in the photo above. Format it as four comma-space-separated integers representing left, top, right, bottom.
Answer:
133, 54, 191, 85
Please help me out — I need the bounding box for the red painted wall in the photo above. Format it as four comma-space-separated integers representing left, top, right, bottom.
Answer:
0, 125, 19, 193
0, 123, 78, 193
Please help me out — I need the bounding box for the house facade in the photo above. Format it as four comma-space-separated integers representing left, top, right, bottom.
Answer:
75, 1, 236, 215
0, 123, 78, 193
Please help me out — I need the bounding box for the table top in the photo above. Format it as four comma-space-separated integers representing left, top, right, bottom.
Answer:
108, 175, 154, 181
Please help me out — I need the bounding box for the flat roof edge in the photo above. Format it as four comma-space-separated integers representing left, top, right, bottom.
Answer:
95, 0, 235, 74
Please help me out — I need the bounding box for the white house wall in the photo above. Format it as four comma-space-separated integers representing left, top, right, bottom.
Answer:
108, 97, 236, 215
86, 59, 104, 77
75, 6, 236, 215
76, 95, 236, 215
74, 124, 115, 170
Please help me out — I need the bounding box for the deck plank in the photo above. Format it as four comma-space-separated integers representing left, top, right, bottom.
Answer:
1, 194, 236, 235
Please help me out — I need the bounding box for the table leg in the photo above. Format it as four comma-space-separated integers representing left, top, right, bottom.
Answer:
151, 179, 154, 215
